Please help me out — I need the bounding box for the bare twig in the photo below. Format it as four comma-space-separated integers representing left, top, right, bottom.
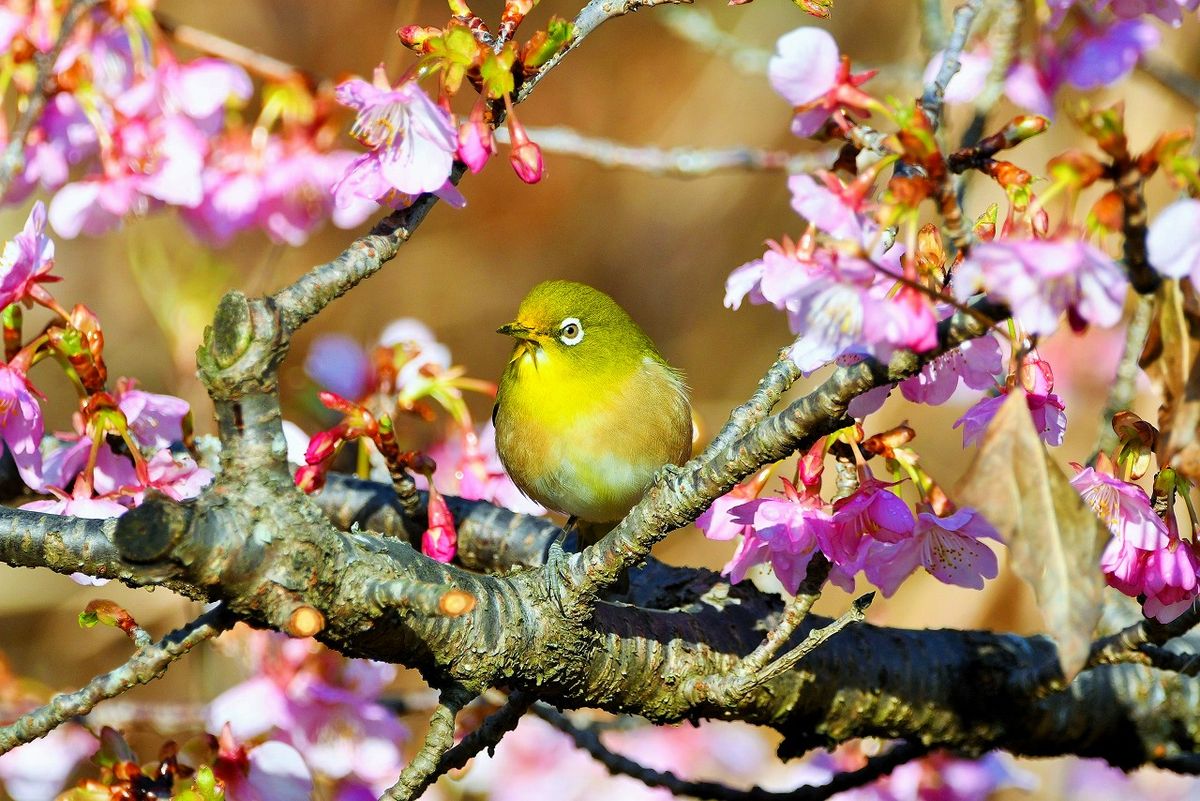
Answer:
1141, 56, 1200, 108
381, 686, 474, 801
695, 354, 802, 465
752, 592, 875, 689
495, 126, 838, 177
1086, 605, 1200, 671
657, 7, 770, 75
0, 0, 101, 197
436, 690, 535, 773
0, 606, 229, 755
154, 12, 310, 85
533, 703, 927, 801
697, 558, 832, 703
1115, 156, 1161, 294
920, 0, 986, 127
515, 0, 694, 103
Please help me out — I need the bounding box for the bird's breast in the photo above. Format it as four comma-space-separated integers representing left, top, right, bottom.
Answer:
495, 357, 691, 522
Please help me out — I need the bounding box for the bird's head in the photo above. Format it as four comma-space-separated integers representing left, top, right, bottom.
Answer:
498, 280, 658, 376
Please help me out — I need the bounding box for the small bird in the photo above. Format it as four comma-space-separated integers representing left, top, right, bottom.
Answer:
493, 280, 692, 537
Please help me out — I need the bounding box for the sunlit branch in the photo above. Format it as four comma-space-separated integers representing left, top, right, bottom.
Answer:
494, 126, 838, 177
0, 606, 229, 756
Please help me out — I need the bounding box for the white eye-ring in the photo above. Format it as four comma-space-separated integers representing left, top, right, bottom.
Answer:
558, 317, 584, 346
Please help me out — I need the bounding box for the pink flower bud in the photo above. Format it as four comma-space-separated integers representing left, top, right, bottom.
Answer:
304, 428, 343, 465
457, 105, 495, 174
506, 114, 544, 184
295, 463, 327, 494
422, 487, 458, 562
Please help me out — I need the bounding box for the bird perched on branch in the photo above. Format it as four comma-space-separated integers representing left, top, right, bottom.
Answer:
493, 280, 692, 545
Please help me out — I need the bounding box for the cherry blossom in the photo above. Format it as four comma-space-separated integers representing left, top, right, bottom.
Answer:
825, 476, 916, 571
0, 362, 44, 490
333, 66, 461, 208
900, 334, 1004, 405
864, 507, 1001, 597
952, 238, 1127, 336
768, 27, 876, 137
1147, 198, 1200, 286
723, 478, 834, 593
0, 201, 56, 309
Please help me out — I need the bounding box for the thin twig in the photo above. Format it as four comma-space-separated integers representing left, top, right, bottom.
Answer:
700, 558, 832, 702
1085, 605, 1200, 671
1089, 293, 1154, 463
381, 686, 474, 801
154, 12, 311, 85
753, 592, 875, 689
494, 126, 838, 177
920, 0, 986, 127
533, 703, 927, 801
0, 0, 101, 197
515, 0, 694, 103
1141, 56, 1200, 108
0, 605, 229, 755
436, 690, 535, 772
694, 355, 802, 465
1115, 155, 1161, 294
657, 7, 770, 76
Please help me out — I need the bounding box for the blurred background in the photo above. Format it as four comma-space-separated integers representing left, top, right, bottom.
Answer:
1, 0, 1199, 798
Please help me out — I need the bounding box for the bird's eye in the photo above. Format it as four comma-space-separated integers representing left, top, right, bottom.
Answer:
558, 317, 584, 346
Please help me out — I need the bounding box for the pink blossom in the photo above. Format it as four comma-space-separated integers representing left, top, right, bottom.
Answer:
208, 632, 408, 794
923, 48, 1055, 116
48, 114, 208, 238
458, 104, 496, 174
1071, 466, 1169, 551
1148, 198, 1200, 286
1101, 535, 1146, 595
423, 486, 458, 563
0, 723, 96, 801
333, 66, 458, 207
901, 335, 1003, 405
1062, 19, 1160, 89
864, 507, 1001, 597
21, 483, 129, 519
824, 477, 915, 571
115, 381, 192, 450
1141, 539, 1200, 622
768, 28, 875, 137
0, 363, 43, 490
861, 286, 939, 359
507, 113, 544, 184
698, 483, 762, 542
214, 726, 314, 801
953, 239, 1127, 336
305, 334, 373, 400
132, 449, 213, 503
954, 388, 1067, 448
0, 201, 56, 309
788, 173, 864, 241
723, 479, 833, 593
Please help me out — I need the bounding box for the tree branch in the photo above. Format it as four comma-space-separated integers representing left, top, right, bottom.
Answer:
381, 686, 474, 801
494, 125, 838, 177
0, 606, 229, 755
532, 703, 929, 801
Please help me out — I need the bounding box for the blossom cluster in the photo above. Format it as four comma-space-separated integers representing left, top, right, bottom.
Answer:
1, 1, 378, 246
296, 317, 541, 563
0, 204, 209, 539
717, 15, 1200, 623
700, 439, 1002, 597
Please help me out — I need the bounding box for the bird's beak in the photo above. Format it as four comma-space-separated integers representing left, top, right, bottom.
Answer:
497, 321, 535, 340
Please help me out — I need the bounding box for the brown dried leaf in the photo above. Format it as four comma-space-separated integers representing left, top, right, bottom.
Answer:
1155, 282, 1200, 482
954, 392, 1107, 680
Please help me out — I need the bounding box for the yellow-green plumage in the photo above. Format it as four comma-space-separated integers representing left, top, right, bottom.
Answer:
493, 280, 692, 524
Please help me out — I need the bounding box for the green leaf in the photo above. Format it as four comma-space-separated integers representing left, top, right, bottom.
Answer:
954, 392, 1108, 680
